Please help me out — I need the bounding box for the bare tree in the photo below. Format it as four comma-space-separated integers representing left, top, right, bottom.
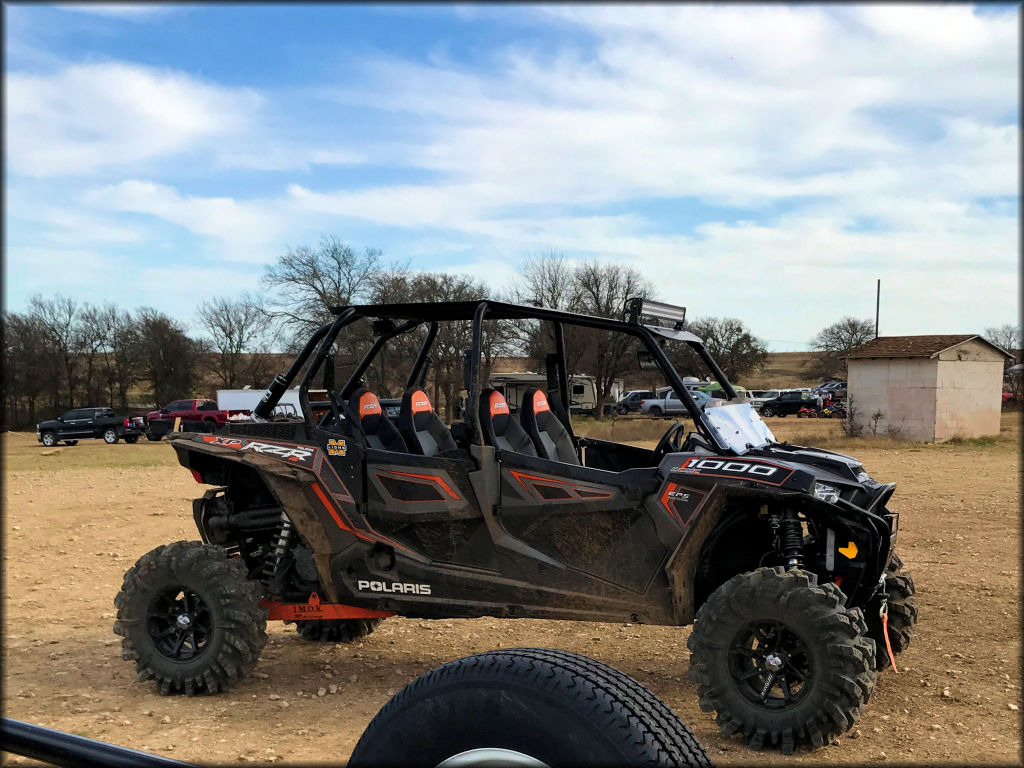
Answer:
96, 304, 141, 411
572, 261, 655, 401
2, 312, 57, 425
985, 324, 1023, 400
197, 295, 275, 389
261, 236, 388, 344
28, 294, 81, 409
136, 308, 205, 405
670, 317, 768, 383
808, 317, 875, 381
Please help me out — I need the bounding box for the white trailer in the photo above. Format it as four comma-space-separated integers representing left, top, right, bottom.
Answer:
216, 388, 304, 413
488, 373, 598, 415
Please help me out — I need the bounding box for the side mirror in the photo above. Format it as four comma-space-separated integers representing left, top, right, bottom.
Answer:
637, 350, 659, 371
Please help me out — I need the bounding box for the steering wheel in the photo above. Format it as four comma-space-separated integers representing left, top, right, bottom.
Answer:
652, 421, 687, 458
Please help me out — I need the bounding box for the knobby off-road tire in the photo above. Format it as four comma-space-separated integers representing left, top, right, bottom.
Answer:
295, 618, 380, 643
103, 428, 119, 444
687, 567, 876, 754
867, 551, 918, 670
349, 647, 711, 767
113, 541, 267, 696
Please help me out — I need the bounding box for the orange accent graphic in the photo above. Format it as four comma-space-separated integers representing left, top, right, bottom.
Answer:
386, 471, 461, 500
660, 482, 682, 522
359, 392, 382, 416
488, 390, 509, 416
409, 390, 432, 414
532, 391, 550, 413
260, 593, 395, 622
508, 470, 613, 501
312, 483, 372, 541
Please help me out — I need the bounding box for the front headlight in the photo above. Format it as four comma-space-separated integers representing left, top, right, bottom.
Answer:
813, 482, 840, 504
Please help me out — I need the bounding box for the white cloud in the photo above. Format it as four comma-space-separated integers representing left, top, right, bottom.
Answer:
53, 3, 178, 19
6, 62, 262, 177
82, 180, 288, 261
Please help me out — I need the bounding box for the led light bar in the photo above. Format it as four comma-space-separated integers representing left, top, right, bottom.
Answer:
624, 297, 687, 329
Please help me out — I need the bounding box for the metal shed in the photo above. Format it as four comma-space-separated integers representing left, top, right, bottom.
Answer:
844, 335, 1011, 441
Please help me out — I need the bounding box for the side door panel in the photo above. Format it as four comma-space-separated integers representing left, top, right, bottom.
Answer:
495, 454, 670, 596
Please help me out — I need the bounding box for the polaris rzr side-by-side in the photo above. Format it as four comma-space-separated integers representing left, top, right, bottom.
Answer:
114, 298, 917, 753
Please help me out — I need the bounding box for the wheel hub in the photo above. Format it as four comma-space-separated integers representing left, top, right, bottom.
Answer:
147, 587, 211, 662
729, 620, 813, 709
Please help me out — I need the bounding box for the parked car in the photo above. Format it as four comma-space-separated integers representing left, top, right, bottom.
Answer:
760, 390, 819, 417
144, 399, 249, 441
640, 388, 711, 416
615, 390, 655, 414
36, 407, 143, 446
747, 389, 781, 410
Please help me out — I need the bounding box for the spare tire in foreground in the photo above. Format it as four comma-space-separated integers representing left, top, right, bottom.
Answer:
348, 647, 711, 767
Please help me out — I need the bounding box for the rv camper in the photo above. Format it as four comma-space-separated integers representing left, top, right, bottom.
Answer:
488, 372, 599, 416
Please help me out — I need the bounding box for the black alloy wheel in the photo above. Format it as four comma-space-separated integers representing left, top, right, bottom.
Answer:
147, 586, 211, 662
728, 620, 811, 710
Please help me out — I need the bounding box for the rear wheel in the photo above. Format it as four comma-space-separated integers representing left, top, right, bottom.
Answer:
687, 567, 876, 753
113, 541, 267, 696
203, 419, 217, 434
124, 435, 139, 444
62, 440, 79, 446
103, 428, 119, 444
295, 618, 380, 643
649, 406, 663, 417
349, 648, 711, 767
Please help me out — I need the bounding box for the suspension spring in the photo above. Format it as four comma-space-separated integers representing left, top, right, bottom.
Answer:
262, 512, 294, 583
778, 509, 804, 569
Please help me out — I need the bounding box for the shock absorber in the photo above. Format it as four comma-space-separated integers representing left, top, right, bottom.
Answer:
262, 512, 294, 585
777, 509, 805, 569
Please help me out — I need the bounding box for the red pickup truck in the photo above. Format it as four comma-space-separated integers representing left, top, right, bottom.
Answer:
144, 399, 249, 441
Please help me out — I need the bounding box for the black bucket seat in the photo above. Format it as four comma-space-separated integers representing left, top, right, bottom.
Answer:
399, 387, 457, 457
520, 388, 579, 464
479, 389, 538, 456
347, 389, 407, 452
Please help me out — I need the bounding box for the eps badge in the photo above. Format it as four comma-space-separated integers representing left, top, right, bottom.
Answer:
327, 438, 347, 456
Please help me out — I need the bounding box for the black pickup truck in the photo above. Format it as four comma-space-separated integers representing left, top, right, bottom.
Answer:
36, 407, 144, 446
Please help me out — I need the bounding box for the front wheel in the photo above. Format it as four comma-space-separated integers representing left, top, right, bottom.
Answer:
348, 648, 710, 767
616, 404, 629, 415
867, 551, 918, 670
113, 541, 268, 696
761, 407, 774, 417
40, 431, 57, 447
62, 440, 79, 446
687, 567, 876, 753
103, 428, 119, 444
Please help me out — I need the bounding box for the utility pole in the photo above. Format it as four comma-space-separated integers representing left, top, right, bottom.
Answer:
875, 279, 880, 338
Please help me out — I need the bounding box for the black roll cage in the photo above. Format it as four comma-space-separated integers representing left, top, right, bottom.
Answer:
252, 299, 741, 454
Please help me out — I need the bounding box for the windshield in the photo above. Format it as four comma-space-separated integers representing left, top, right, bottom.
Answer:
703, 403, 776, 455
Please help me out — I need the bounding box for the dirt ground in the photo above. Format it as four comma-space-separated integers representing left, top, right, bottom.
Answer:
2, 414, 1021, 765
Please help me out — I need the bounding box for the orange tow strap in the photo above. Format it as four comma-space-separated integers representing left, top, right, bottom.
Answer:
881, 610, 899, 673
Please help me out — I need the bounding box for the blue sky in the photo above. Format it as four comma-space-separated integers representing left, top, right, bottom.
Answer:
4, 3, 1019, 351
